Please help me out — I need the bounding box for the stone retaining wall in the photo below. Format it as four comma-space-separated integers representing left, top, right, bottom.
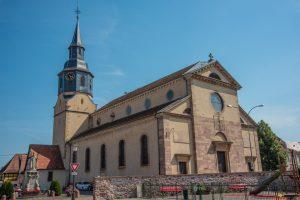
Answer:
93, 172, 283, 199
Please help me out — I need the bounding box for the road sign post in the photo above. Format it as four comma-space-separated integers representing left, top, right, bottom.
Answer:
70, 163, 80, 200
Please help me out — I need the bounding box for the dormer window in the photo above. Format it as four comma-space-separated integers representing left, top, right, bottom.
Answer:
209, 73, 221, 80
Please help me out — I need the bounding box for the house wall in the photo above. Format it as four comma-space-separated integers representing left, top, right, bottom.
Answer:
38, 170, 67, 191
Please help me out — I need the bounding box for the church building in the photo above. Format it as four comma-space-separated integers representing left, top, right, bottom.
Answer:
52, 16, 262, 183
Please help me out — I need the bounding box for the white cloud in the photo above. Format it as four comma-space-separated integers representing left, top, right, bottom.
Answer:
101, 68, 125, 76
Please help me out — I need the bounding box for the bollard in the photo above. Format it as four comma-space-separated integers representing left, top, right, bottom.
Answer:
10, 193, 16, 200
183, 189, 189, 200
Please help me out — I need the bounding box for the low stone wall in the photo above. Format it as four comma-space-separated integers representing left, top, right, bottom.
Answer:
93, 172, 281, 199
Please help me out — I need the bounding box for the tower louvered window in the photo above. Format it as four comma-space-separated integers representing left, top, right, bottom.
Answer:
80, 76, 85, 87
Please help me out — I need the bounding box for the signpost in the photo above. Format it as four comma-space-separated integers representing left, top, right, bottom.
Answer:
71, 145, 79, 200
70, 163, 79, 200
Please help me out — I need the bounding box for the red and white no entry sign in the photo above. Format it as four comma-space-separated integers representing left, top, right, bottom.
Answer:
70, 163, 80, 172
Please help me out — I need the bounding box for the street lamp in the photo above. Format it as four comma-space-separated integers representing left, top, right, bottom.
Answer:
247, 104, 264, 171
71, 145, 78, 200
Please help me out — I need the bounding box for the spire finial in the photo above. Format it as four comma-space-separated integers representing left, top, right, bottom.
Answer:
208, 53, 214, 62
75, 0, 81, 21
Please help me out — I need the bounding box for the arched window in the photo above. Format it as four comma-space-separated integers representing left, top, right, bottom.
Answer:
209, 73, 221, 80
141, 135, 149, 166
72, 151, 77, 163
85, 148, 90, 172
80, 76, 85, 87
100, 144, 106, 170
119, 140, 125, 167
211, 92, 224, 112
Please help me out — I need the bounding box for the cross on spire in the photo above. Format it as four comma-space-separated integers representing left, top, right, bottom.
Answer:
75, 0, 81, 21
208, 53, 214, 62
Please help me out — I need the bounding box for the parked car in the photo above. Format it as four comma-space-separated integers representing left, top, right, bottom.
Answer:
75, 182, 93, 191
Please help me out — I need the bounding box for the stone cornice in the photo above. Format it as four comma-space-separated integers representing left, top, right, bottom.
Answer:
158, 112, 192, 119
54, 109, 90, 117
190, 73, 239, 90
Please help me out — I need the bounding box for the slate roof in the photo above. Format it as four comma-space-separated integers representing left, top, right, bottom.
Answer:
70, 20, 83, 47
98, 62, 198, 111
71, 98, 182, 141
28, 145, 65, 170
0, 154, 27, 174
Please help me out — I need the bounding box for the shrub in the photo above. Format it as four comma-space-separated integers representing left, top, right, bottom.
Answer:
0, 181, 14, 198
50, 180, 62, 196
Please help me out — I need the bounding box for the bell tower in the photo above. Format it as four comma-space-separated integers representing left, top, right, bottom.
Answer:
52, 7, 96, 157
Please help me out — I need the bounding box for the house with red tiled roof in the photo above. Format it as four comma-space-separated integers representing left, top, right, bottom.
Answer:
23, 144, 66, 190
0, 154, 27, 184
1, 145, 66, 191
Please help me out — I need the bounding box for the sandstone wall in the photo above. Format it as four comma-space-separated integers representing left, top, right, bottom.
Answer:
93, 172, 281, 199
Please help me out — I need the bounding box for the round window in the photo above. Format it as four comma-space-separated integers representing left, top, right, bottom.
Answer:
144, 98, 151, 109
166, 90, 174, 101
211, 92, 223, 112
126, 105, 132, 115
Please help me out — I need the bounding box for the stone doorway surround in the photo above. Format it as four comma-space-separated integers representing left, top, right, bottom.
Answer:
211, 132, 232, 173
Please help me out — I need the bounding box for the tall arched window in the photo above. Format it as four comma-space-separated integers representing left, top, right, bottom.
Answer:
85, 148, 90, 172
80, 76, 85, 87
100, 144, 106, 170
141, 135, 149, 165
119, 140, 125, 167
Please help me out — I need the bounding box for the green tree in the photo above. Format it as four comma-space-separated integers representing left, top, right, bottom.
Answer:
50, 180, 62, 196
0, 181, 14, 199
257, 120, 287, 171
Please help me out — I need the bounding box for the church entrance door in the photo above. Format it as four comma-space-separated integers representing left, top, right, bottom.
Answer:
217, 151, 227, 173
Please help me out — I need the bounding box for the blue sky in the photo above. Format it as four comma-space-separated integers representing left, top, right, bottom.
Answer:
0, 0, 299, 166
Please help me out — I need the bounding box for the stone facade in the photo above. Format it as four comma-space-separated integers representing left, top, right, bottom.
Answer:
93, 172, 286, 199
51, 17, 263, 183
53, 60, 263, 183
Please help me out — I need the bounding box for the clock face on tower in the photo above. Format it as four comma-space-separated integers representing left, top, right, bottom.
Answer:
65, 72, 75, 81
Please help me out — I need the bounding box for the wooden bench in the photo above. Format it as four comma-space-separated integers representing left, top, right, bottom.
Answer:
228, 184, 247, 191
160, 186, 182, 193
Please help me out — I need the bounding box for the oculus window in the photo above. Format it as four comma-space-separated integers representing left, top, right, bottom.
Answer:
126, 105, 132, 115
144, 98, 151, 109
166, 90, 174, 101
211, 92, 223, 112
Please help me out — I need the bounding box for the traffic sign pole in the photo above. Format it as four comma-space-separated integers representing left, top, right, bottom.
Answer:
70, 163, 79, 200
